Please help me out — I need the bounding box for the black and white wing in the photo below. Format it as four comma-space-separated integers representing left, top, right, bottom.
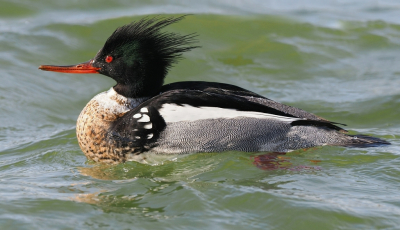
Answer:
107, 81, 345, 154
160, 81, 333, 122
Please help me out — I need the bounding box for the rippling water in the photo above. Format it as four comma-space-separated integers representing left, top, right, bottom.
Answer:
1, 0, 400, 229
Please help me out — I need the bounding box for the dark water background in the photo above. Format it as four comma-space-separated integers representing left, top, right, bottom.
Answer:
1, 0, 399, 229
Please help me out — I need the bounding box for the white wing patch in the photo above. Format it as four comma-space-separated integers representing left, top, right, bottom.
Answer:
144, 123, 152, 129
159, 104, 301, 123
137, 114, 150, 122
133, 113, 142, 118
140, 107, 148, 113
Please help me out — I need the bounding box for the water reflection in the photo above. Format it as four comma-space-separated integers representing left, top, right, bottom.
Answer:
71, 150, 321, 216
251, 150, 322, 171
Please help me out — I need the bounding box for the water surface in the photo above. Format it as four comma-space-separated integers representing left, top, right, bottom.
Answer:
1, 0, 399, 229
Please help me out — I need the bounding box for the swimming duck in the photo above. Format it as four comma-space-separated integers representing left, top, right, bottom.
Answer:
39, 16, 389, 163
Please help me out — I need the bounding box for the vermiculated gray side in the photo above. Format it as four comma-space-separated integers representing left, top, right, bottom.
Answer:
150, 117, 360, 154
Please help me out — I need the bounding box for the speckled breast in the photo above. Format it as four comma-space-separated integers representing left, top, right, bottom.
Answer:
76, 88, 145, 163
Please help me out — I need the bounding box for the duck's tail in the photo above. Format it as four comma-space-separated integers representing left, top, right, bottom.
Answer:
290, 119, 390, 148
340, 134, 391, 148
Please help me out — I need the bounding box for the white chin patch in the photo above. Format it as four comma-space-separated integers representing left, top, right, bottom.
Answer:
158, 104, 301, 123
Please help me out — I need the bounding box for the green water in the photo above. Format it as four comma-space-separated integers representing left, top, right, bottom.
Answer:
1, 1, 399, 229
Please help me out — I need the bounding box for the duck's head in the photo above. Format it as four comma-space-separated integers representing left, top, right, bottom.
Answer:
39, 16, 198, 98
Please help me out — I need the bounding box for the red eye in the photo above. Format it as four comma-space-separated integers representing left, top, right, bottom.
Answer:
105, 55, 113, 63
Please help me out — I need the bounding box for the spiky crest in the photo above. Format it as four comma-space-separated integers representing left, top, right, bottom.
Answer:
93, 15, 199, 98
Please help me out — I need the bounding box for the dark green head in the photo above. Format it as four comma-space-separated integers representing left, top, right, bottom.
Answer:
39, 16, 198, 98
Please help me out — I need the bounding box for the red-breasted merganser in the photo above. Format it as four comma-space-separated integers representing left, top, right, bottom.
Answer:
39, 16, 389, 163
